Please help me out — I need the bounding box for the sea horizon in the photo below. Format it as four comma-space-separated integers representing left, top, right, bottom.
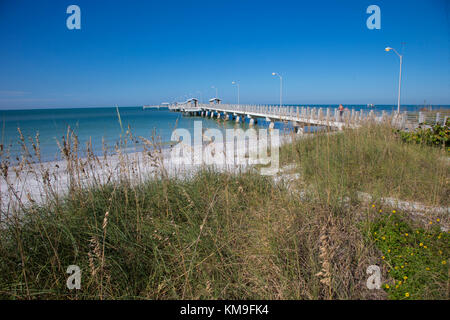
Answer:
1, 103, 450, 112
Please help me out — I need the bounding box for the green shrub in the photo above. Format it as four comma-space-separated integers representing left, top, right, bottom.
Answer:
365, 208, 449, 299
397, 119, 449, 149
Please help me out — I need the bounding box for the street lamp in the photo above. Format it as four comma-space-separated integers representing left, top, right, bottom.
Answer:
211, 86, 218, 98
272, 72, 282, 109
385, 46, 403, 113
232, 81, 240, 105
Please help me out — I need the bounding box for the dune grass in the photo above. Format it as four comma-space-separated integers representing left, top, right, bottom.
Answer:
280, 124, 449, 206
0, 124, 448, 299
0, 169, 383, 299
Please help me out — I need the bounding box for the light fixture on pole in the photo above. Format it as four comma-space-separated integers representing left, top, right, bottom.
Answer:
196, 91, 203, 103
272, 72, 282, 109
231, 81, 240, 106
385, 46, 403, 113
211, 86, 218, 98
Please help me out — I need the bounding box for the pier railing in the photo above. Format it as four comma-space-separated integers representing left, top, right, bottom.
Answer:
172, 103, 449, 130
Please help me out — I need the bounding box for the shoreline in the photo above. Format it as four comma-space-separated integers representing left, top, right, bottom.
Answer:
0, 130, 301, 213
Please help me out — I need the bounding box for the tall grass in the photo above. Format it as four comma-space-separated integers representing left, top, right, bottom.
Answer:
280, 124, 449, 206
0, 123, 447, 299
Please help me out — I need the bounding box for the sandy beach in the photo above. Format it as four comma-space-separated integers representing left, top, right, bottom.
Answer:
0, 130, 296, 214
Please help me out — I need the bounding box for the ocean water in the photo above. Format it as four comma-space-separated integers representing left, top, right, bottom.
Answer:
0, 106, 256, 163
0, 105, 448, 163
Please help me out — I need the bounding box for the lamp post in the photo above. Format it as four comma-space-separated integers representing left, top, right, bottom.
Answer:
211, 86, 218, 98
232, 81, 240, 105
272, 72, 282, 109
385, 47, 403, 113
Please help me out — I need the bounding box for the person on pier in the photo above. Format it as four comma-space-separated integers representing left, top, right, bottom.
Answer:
338, 104, 344, 121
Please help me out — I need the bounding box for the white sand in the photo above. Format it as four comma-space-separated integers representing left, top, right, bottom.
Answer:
0, 132, 298, 214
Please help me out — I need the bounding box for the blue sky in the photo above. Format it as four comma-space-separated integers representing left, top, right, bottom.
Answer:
0, 0, 448, 109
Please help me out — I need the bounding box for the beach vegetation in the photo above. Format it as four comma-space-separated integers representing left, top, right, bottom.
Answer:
0, 123, 448, 300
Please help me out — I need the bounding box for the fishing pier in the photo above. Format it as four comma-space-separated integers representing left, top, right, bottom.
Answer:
169, 103, 447, 132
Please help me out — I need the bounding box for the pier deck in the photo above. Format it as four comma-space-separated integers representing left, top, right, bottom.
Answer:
173, 104, 450, 131
168, 103, 449, 132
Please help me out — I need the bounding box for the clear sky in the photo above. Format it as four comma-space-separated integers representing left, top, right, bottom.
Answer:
0, 0, 449, 109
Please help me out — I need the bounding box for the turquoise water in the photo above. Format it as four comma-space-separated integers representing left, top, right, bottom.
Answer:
0, 105, 448, 163
0, 106, 254, 163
